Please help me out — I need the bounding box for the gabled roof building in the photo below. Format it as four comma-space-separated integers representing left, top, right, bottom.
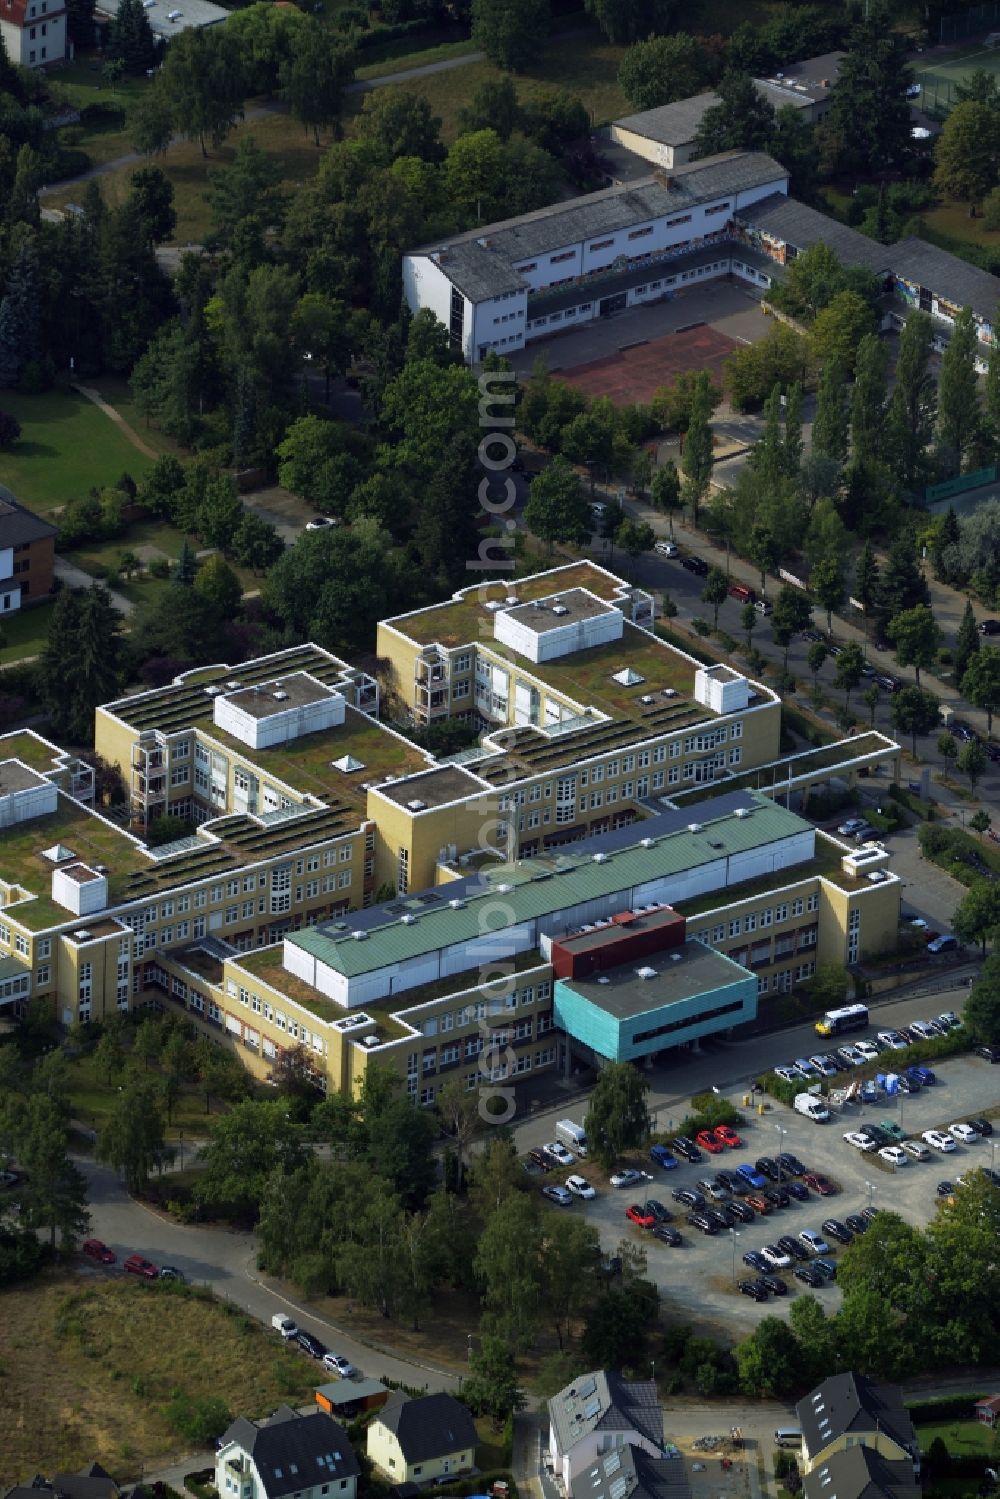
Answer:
216, 1406, 360, 1499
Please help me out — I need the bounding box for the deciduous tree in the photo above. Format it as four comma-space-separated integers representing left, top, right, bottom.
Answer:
585, 1062, 651, 1168
889, 685, 940, 758
961, 645, 1000, 734
617, 32, 710, 110
471, 0, 549, 71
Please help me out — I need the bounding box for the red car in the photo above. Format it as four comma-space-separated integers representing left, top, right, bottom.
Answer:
803, 1172, 836, 1197
715, 1124, 743, 1149
695, 1129, 724, 1154
745, 1193, 772, 1214
123, 1253, 159, 1278
625, 1203, 656, 1229
82, 1238, 117, 1265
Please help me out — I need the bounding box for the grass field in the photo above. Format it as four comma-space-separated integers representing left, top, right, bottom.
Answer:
0, 599, 57, 665
1, 1276, 317, 1482
64, 1050, 225, 1141
912, 39, 1000, 112
89, 376, 184, 458
0, 390, 153, 517
915, 1418, 996, 1458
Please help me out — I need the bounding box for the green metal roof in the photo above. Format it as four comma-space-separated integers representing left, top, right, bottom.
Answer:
289, 793, 811, 978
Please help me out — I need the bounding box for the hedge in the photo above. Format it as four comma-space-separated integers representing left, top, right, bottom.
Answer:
757, 1030, 973, 1108
908, 1393, 986, 1422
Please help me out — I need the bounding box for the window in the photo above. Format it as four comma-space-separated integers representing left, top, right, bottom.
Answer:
628, 226, 653, 240
704, 201, 731, 216
590, 238, 614, 251
550, 251, 575, 264
666, 213, 692, 226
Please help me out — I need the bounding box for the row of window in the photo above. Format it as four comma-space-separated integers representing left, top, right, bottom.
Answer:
758, 961, 816, 993
409, 1044, 559, 1102
418, 980, 553, 1037
694, 893, 820, 943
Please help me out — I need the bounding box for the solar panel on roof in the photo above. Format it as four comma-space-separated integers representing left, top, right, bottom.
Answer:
577, 1376, 597, 1398
604, 1453, 621, 1476
609, 1477, 629, 1499
583, 1397, 601, 1419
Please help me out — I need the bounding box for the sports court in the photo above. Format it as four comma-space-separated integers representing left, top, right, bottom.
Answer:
912, 35, 1000, 111
554, 323, 739, 406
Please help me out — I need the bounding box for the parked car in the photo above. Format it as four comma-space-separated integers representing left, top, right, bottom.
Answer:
936, 1180, 956, 1198
937, 1011, 961, 1030
844, 1214, 869, 1235
794, 1264, 824, 1287
305, 516, 337, 530
610, 1167, 647, 1188
272, 1313, 298, 1339
742, 1249, 770, 1272
671, 1186, 706, 1208
922, 1129, 957, 1153
565, 1174, 596, 1198
158, 1265, 185, 1281
879, 1119, 906, 1141
755, 1156, 781, 1181
901, 1139, 931, 1160
680, 554, 709, 576
706, 1207, 737, 1231
528, 1148, 552, 1172
736, 1163, 768, 1189
812, 1257, 838, 1280
654, 540, 678, 558
321, 1352, 356, 1378
822, 1218, 854, 1244
927, 934, 958, 953
717, 1169, 748, 1195
949, 1122, 978, 1144
855, 1040, 880, 1062
799, 1229, 831, 1254
727, 1199, 757, 1223
760, 1244, 792, 1269
836, 1046, 865, 1067
777, 1234, 810, 1262
649, 1143, 679, 1170
645, 1199, 672, 1221
877, 1030, 909, 1052
793, 1057, 819, 1078
905, 1065, 934, 1086
715, 1124, 743, 1148
82, 1238, 117, 1265
544, 1141, 575, 1167
671, 1135, 702, 1162
844, 1131, 876, 1151
978, 619, 1000, 635
761, 1274, 788, 1296
803, 1172, 836, 1196
626, 1203, 656, 1229
700, 1177, 730, 1202
778, 1152, 806, 1176
754, 597, 773, 615
542, 1184, 574, 1206
838, 817, 870, 836
860, 1206, 880, 1225
785, 1180, 810, 1202
687, 1211, 718, 1235
696, 1129, 725, 1154
967, 1118, 993, 1136
745, 1192, 773, 1214
123, 1254, 158, 1279
975, 1045, 1000, 1062
775, 1066, 804, 1083
653, 1224, 682, 1246
879, 1146, 909, 1168
296, 1330, 327, 1359
809, 1054, 838, 1077
738, 1278, 769, 1301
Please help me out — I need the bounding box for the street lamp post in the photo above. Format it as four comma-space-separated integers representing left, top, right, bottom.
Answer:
865, 1180, 878, 1210
729, 1226, 740, 1284
775, 1122, 787, 1180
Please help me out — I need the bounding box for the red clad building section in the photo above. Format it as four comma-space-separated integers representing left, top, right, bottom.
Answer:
550, 904, 686, 981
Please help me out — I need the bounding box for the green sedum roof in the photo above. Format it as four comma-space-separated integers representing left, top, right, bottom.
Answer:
289, 793, 812, 978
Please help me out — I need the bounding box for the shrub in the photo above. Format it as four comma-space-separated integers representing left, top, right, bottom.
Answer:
907, 1394, 984, 1422
167, 1394, 232, 1445
0, 410, 21, 448
692, 616, 711, 636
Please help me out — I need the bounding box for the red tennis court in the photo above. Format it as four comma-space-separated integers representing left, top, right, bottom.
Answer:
556, 323, 739, 406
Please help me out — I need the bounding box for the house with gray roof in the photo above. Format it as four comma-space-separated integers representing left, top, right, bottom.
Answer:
548, 1372, 663, 1491
368, 1392, 477, 1486
796, 1375, 918, 1477
802, 1447, 919, 1499
215, 1405, 360, 1499
572, 1442, 690, 1499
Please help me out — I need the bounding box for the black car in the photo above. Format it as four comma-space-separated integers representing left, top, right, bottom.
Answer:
296, 1330, 328, 1359
755, 1156, 781, 1181
646, 1199, 673, 1221
653, 1224, 682, 1247
812, 1257, 837, 1280
860, 1125, 892, 1148
680, 554, 709, 576
785, 1181, 810, 1202
671, 1135, 702, 1162
952, 720, 978, 742
936, 1180, 955, 1198
158, 1265, 184, 1281
979, 619, 1000, 635
761, 1274, 788, 1296
672, 1186, 706, 1208
717, 1169, 748, 1195
778, 1152, 806, 1177
764, 1186, 791, 1209
968, 1118, 994, 1136
860, 1206, 880, 1225
984, 1167, 1000, 1187
986, 743, 1000, 763
822, 1218, 853, 1244
687, 1211, 718, 1235
975, 1045, 1000, 1062
794, 1264, 824, 1287
700, 1177, 730, 1201
845, 1214, 868, 1235
727, 1199, 757, 1224
826, 1053, 851, 1073
802, 629, 824, 643
777, 1234, 810, 1262
528, 1148, 552, 1171
743, 1249, 769, 1271
707, 1206, 739, 1230
738, 1278, 768, 1301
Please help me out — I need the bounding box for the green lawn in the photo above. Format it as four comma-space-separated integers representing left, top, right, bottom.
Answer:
0, 599, 57, 665
64, 1050, 221, 1142
917, 1420, 996, 1459
0, 390, 153, 517
354, 36, 480, 79
89, 376, 183, 458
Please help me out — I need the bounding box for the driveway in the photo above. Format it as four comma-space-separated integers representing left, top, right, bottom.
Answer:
55, 556, 133, 615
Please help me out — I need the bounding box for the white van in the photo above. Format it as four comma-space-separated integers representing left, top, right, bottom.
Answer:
775, 1429, 802, 1448
794, 1093, 831, 1122
555, 1119, 588, 1156
271, 1313, 298, 1339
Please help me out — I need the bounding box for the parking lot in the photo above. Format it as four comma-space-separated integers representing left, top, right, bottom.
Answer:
534, 1051, 1000, 1334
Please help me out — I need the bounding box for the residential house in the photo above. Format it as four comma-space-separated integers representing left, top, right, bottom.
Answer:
0, 0, 65, 65
572, 1442, 690, 1499
796, 1375, 919, 1476
548, 1372, 663, 1492
3, 1462, 119, 1499
367, 1391, 477, 1486
801, 1447, 919, 1499
0, 487, 56, 614
216, 1405, 360, 1499
975, 1395, 1000, 1428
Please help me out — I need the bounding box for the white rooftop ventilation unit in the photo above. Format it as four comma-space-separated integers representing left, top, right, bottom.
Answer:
273, 690, 289, 702
635, 966, 657, 981
407, 799, 427, 812
505, 595, 519, 606
592, 852, 608, 864
400, 913, 417, 925
640, 837, 654, 849
734, 807, 752, 818
72, 929, 92, 941
448, 898, 465, 909
597, 975, 611, 984
352, 930, 368, 941
204, 685, 223, 697
687, 823, 703, 833
551, 604, 569, 617
226, 680, 241, 690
